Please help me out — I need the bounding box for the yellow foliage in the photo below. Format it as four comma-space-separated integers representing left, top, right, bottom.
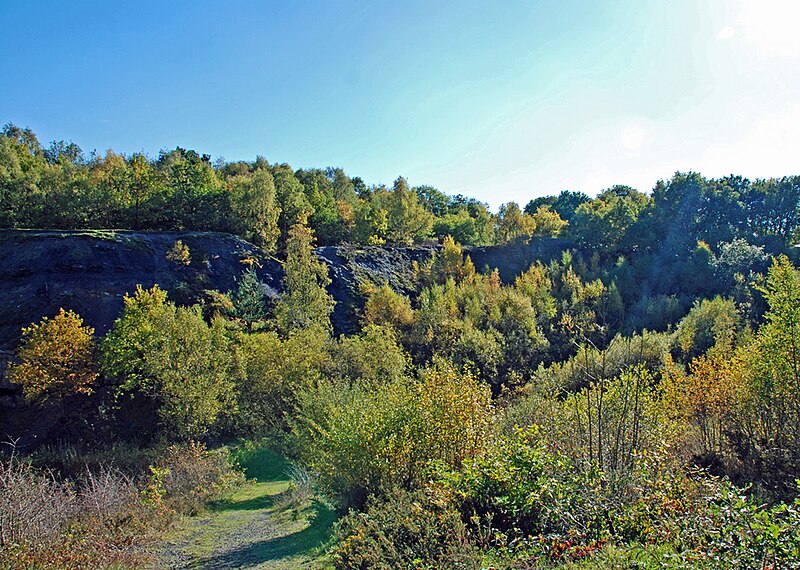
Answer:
9, 308, 98, 402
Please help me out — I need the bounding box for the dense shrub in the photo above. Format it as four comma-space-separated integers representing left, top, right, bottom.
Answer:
101, 285, 238, 439
441, 428, 601, 548
234, 327, 329, 436
155, 442, 245, 516
332, 486, 481, 570
292, 361, 494, 510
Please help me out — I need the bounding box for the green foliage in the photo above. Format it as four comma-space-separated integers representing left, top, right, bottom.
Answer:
738, 256, 800, 470
292, 361, 493, 510
412, 270, 549, 389
442, 427, 601, 545
8, 125, 800, 567
556, 367, 664, 472
332, 486, 480, 570
234, 327, 329, 436
433, 208, 485, 245
228, 168, 281, 252
271, 163, 311, 247
425, 235, 476, 286
495, 201, 533, 243
330, 324, 409, 386
361, 284, 416, 330
275, 219, 335, 335
296, 168, 345, 244
141, 313, 237, 439
675, 296, 740, 360
227, 168, 281, 251
569, 185, 651, 252
101, 285, 237, 439
100, 284, 170, 390
232, 266, 269, 330
529, 205, 568, 237
385, 177, 434, 245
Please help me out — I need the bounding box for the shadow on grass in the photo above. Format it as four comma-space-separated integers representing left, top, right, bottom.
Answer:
192, 500, 336, 569
211, 447, 292, 513
212, 492, 277, 513
235, 447, 291, 483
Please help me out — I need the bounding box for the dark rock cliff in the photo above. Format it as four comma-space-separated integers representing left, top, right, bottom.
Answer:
0, 230, 282, 350
0, 230, 572, 351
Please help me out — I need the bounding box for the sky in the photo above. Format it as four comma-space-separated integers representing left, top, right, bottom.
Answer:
1, 0, 799, 210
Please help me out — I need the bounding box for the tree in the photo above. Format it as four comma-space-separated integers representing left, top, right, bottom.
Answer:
233, 266, 269, 331
158, 147, 225, 230
330, 325, 409, 386
741, 256, 800, 452
234, 328, 329, 435
427, 235, 475, 285
415, 184, 450, 216
385, 177, 434, 244
353, 197, 389, 245
551, 190, 591, 222
432, 210, 479, 245
675, 296, 740, 361
496, 202, 533, 242
228, 168, 280, 251
362, 284, 415, 330
100, 284, 171, 390
272, 163, 311, 249
296, 168, 344, 244
139, 310, 236, 439
742, 177, 800, 242
101, 285, 236, 439
569, 185, 651, 252
275, 219, 335, 335
528, 205, 567, 237
524, 195, 557, 216
8, 308, 99, 403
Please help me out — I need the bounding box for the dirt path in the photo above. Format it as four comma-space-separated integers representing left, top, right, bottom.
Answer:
157, 449, 335, 570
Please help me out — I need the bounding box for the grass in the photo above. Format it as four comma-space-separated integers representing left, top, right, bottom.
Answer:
159, 445, 335, 569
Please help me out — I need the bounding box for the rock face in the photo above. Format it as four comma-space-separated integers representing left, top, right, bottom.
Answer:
0, 230, 573, 352
0, 230, 282, 350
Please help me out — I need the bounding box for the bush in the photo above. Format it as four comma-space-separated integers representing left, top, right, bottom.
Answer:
234, 327, 329, 436
441, 435, 800, 568
442, 427, 600, 548
156, 442, 244, 516
0, 442, 245, 569
332, 486, 481, 570
0, 458, 76, 548
293, 361, 494, 510
101, 286, 238, 439
76, 465, 137, 524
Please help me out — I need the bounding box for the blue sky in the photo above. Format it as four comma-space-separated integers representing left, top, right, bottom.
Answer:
1, 0, 798, 209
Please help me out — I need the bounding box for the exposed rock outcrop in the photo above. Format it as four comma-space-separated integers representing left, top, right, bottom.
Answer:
0, 230, 572, 351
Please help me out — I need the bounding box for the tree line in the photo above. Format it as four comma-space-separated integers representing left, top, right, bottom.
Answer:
3, 124, 799, 261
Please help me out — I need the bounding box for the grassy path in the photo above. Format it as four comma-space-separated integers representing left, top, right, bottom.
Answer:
158, 448, 335, 570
